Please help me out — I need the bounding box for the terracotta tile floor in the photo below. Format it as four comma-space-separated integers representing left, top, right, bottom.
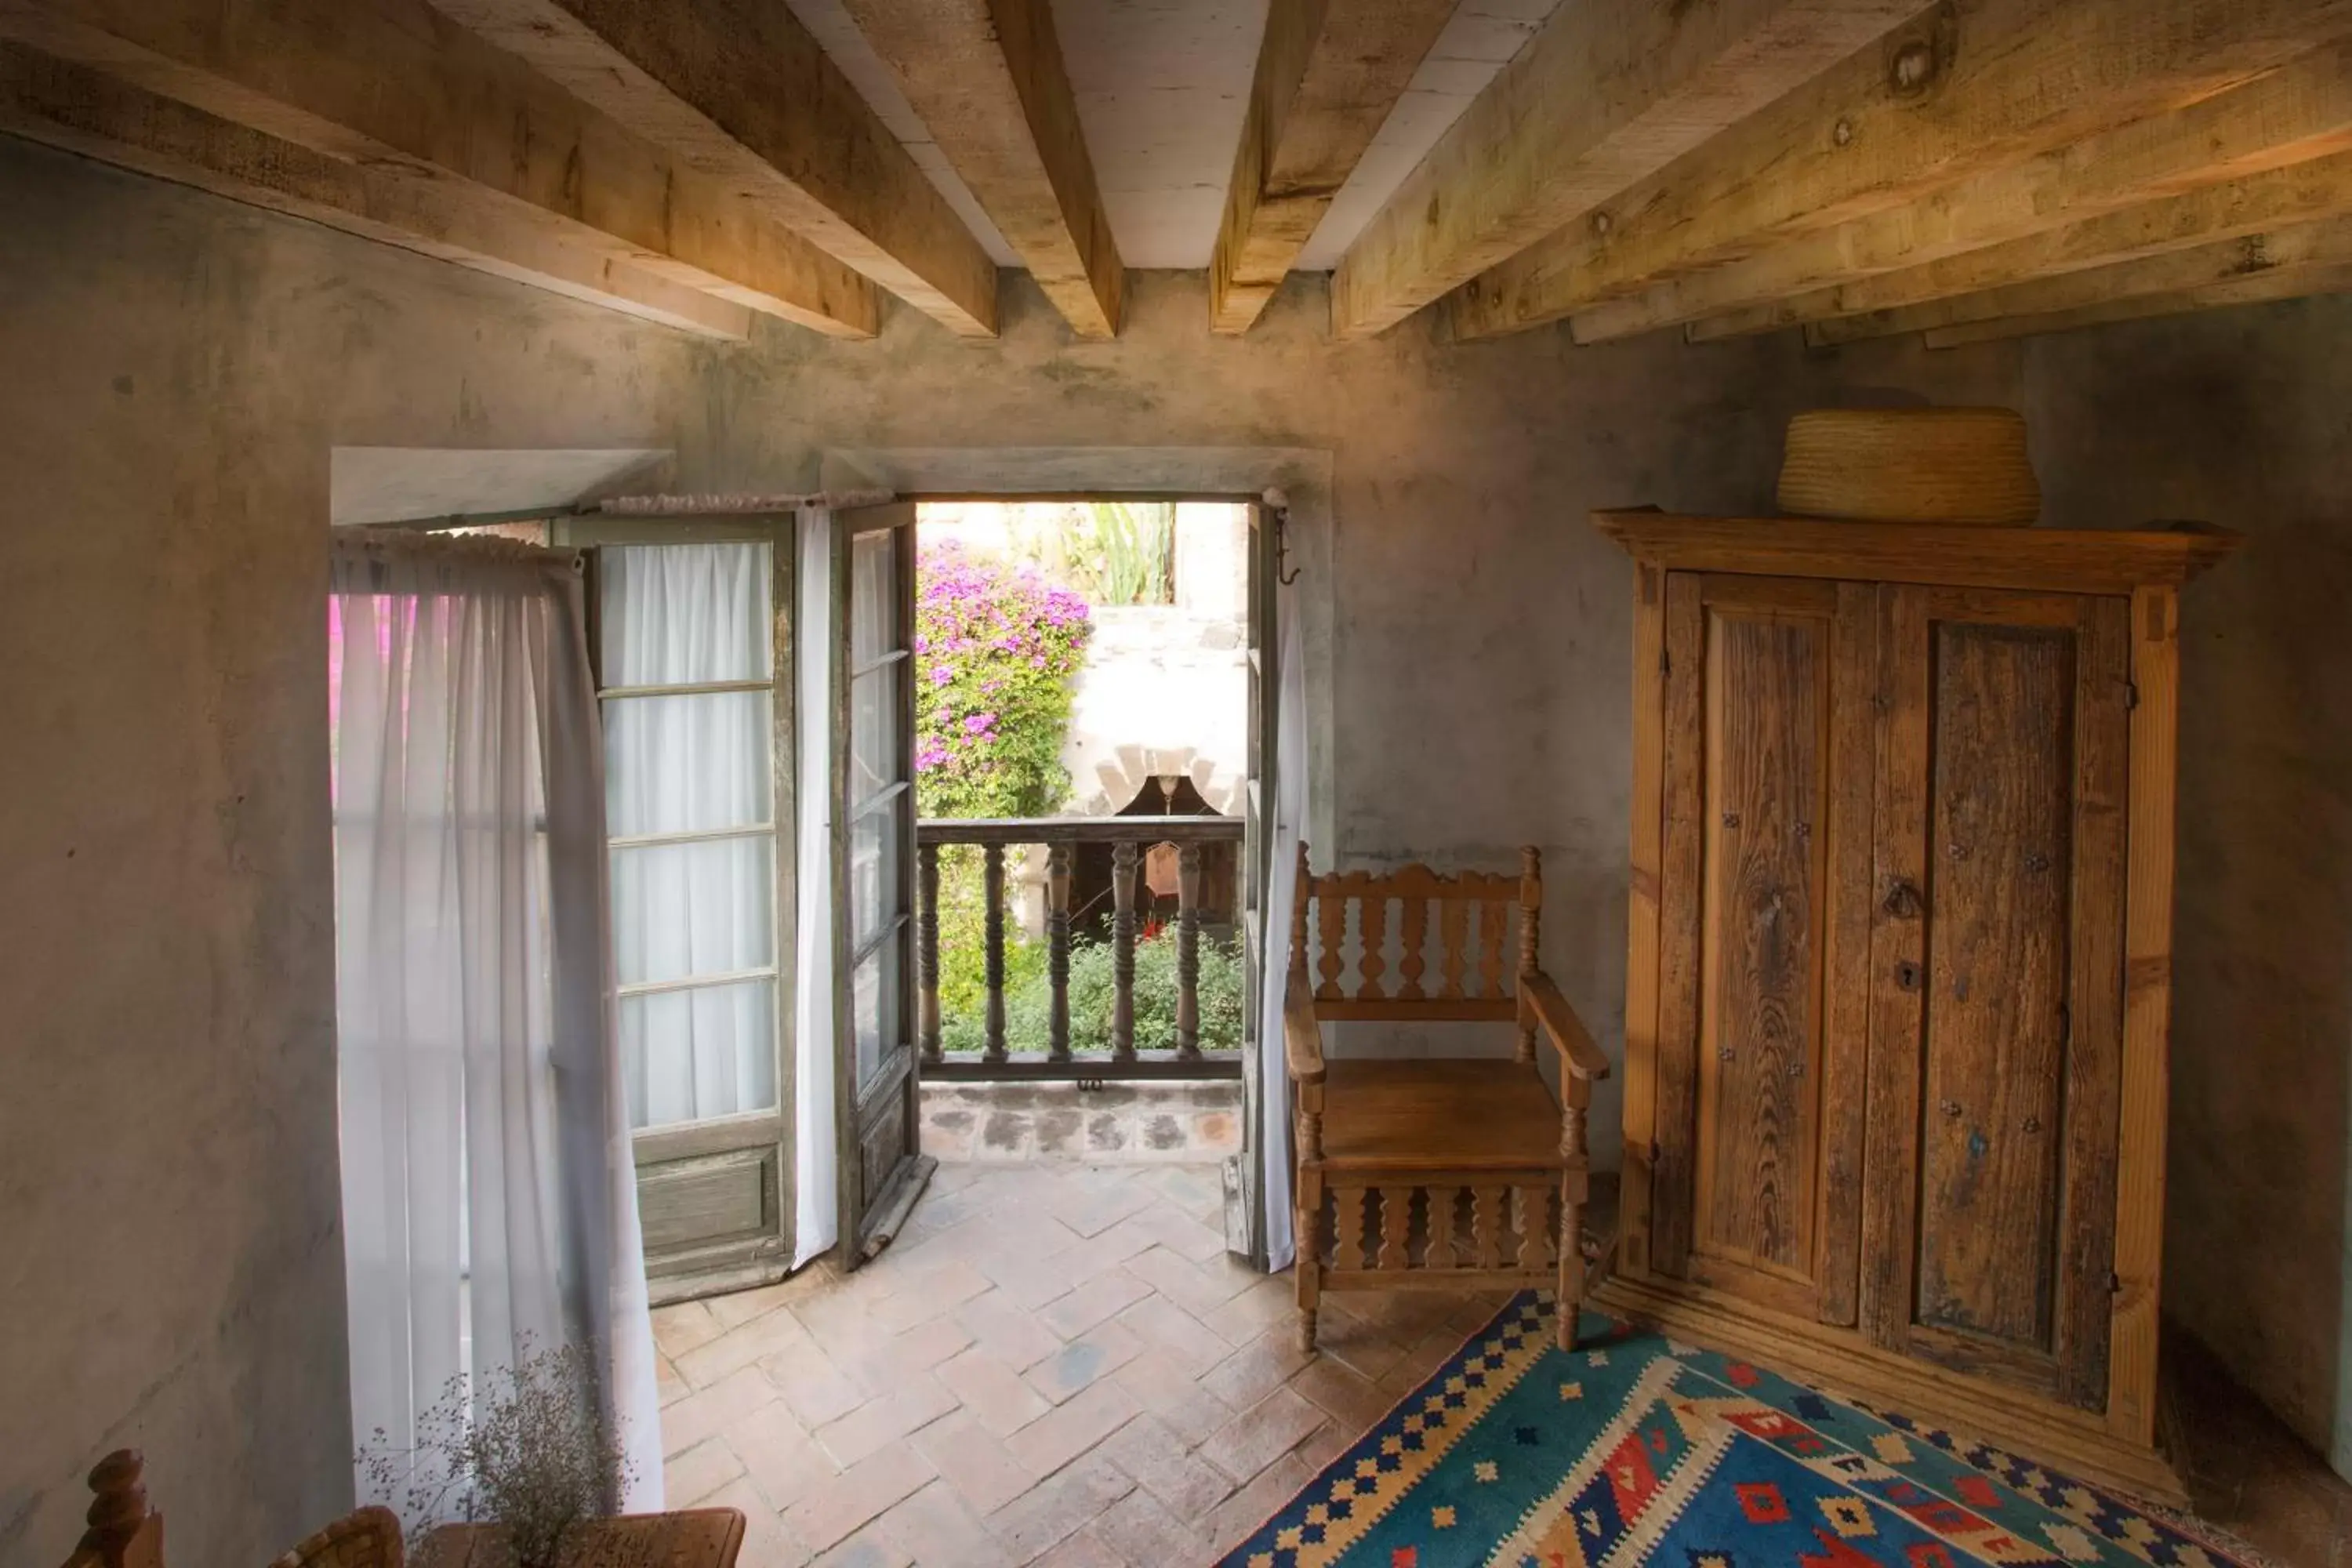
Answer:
655, 1157, 2352, 1567
653, 1159, 1505, 1566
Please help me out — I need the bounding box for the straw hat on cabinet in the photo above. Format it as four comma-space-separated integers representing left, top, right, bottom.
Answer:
1777, 406, 2041, 526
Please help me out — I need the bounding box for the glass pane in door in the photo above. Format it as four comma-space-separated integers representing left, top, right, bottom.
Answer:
846, 528, 909, 1094
601, 543, 782, 1131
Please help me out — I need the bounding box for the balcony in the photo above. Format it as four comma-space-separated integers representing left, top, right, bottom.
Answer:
916, 814, 1248, 1082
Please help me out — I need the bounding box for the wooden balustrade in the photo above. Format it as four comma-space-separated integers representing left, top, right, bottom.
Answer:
916, 815, 1246, 1081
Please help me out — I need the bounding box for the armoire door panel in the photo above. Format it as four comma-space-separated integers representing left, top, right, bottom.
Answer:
1864, 586, 2129, 1407
1657, 574, 1871, 1322
1916, 619, 2075, 1354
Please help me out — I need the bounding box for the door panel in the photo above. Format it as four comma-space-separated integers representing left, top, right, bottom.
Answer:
1915, 621, 2074, 1351
1863, 586, 2129, 1406
1657, 574, 1872, 1322
573, 522, 800, 1304
834, 501, 932, 1262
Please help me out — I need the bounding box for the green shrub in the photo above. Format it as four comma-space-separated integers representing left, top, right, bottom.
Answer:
913, 544, 1091, 1033
940, 929, 1244, 1056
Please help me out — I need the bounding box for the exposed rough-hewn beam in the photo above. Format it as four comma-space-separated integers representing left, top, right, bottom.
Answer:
1917, 259, 2352, 344
1449, 0, 2352, 342
1211, 0, 1460, 335
839, 0, 1119, 338
1685, 143, 2352, 340
424, 0, 1000, 337
0, 0, 880, 337
1327, 0, 1927, 339
0, 42, 754, 339
1573, 42, 2352, 343
1806, 211, 2352, 343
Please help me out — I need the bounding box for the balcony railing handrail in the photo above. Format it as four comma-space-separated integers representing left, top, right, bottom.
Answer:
915, 811, 1245, 1080
918, 813, 1244, 847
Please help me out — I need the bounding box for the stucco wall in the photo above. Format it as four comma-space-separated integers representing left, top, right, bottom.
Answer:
4, 123, 2350, 1563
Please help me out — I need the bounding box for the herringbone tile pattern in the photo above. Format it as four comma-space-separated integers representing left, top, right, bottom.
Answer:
653, 1160, 1505, 1567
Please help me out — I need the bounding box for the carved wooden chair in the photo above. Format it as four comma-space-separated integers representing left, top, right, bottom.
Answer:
1286, 845, 1610, 1353
57, 1452, 165, 1568
271, 1508, 405, 1568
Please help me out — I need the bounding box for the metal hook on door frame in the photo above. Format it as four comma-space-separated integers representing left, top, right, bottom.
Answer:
1265, 492, 1301, 586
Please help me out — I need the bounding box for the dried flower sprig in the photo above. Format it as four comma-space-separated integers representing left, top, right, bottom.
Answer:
358, 1337, 647, 1568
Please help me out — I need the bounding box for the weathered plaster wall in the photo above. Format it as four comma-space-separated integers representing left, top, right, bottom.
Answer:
0, 140, 720, 1564
2019, 307, 2352, 1471
5, 122, 2349, 1558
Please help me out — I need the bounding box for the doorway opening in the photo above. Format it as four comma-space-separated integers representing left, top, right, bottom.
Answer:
907, 499, 1261, 1171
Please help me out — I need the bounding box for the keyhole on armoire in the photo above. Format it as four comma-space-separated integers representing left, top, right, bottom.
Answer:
1894, 960, 1922, 992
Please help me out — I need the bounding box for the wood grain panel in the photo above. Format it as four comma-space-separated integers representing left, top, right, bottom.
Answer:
640, 1149, 775, 1252
1915, 619, 2074, 1358
2056, 597, 2130, 1408
1650, 572, 1708, 1276
1817, 583, 1878, 1327
2109, 586, 2182, 1443
1693, 610, 1828, 1282
1860, 585, 1931, 1348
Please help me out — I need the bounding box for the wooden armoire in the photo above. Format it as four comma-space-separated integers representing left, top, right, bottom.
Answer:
1593, 509, 2238, 1502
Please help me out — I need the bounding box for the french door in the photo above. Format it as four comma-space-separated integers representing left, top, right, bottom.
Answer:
1231, 499, 1279, 1265
568, 515, 799, 1305
830, 500, 931, 1261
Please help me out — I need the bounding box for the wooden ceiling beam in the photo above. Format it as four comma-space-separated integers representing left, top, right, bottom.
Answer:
1804, 210, 2352, 343
1210, 0, 1460, 336
1685, 143, 2352, 341
0, 42, 754, 339
839, 0, 1120, 338
1327, 0, 1928, 339
1449, 0, 2352, 343
1577, 41, 2352, 343
0, 0, 880, 338
1918, 260, 2352, 344
429, 0, 1000, 338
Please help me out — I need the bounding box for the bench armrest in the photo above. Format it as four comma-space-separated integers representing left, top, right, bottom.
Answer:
1283, 966, 1326, 1086
1521, 971, 1610, 1083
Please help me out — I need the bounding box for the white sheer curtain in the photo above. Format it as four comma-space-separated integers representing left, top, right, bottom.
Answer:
793, 507, 840, 1267
330, 531, 662, 1512
1255, 572, 1308, 1272
601, 543, 780, 1130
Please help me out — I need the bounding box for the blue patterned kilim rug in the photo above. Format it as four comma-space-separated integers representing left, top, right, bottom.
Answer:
1219, 1293, 2269, 1568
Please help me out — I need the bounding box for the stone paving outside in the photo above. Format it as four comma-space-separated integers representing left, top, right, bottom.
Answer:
652, 1155, 1510, 1567
919, 1081, 1243, 1164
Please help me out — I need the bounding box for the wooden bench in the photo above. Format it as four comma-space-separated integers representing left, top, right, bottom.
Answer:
1286, 846, 1609, 1353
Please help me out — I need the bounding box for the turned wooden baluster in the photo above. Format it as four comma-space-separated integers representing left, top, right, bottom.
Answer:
1559, 1094, 1591, 1351
1359, 890, 1388, 1000
917, 841, 942, 1064
1334, 1188, 1369, 1271
1316, 873, 1347, 1000
1514, 1186, 1552, 1271
1112, 839, 1138, 1060
1296, 1176, 1324, 1355
1439, 899, 1468, 999
1378, 1187, 1413, 1270
1176, 843, 1203, 1059
982, 843, 1007, 1063
1399, 895, 1428, 1000
1517, 847, 1543, 1064
1472, 1185, 1507, 1269
75, 1450, 162, 1568
1427, 1185, 1459, 1269
1478, 900, 1508, 1000
1046, 841, 1073, 1062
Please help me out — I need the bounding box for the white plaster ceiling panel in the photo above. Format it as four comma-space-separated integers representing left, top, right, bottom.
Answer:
1295, 0, 1563, 270
1051, 0, 1270, 268
788, 0, 1561, 280
783, 0, 1022, 264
